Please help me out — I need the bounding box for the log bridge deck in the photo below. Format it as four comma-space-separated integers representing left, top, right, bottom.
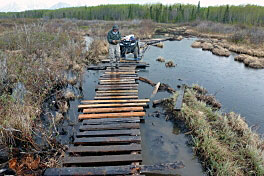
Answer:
45, 63, 150, 175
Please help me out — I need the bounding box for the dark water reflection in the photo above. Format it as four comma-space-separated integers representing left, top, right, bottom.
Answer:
61, 38, 264, 176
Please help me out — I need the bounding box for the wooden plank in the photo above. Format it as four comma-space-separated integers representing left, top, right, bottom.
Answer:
81, 99, 149, 104
68, 143, 141, 153
45, 162, 185, 176
96, 93, 138, 96
100, 79, 136, 82
100, 76, 137, 78
94, 96, 138, 100
79, 123, 140, 131
82, 117, 141, 124
44, 166, 135, 176
102, 74, 138, 77
104, 72, 136, 74
74, 136, 141, 145
83, 107, 143, 113
76, 129, 141, 137
97, 87, 138, 90
174, 84, 186, 111
96, 90, 138, 93
63, 154, 142, 165
97, 84, 138, 88
99, 81, 136, 85
78, 103, 147, 109
79, 112, 145, 119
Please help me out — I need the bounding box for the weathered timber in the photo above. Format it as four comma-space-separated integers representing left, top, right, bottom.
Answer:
79, 123, 140, 131
96, 87, 138, 91
78, 103, 147, 109
97, 84, 138, 88
79, 112, 146, 119
74, 136, 141, 144
96, 93, 138, 96
81, 99, 149, 104
82, 117, 141, 124
99, 81, 136, 85
96, 90, 138, 93
44, 162, 184, 176
68, 143, 142, 153
100, 79, 136, 82
174, 84, 186, 111
83, 107, 143, 113
94, 96, 138, 100
104, 72, 136, 74
63, 154, 142, 165
76, 129, 141, 137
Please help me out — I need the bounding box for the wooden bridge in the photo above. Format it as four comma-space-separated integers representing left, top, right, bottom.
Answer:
45, 61, 149, 175
44, 60, 184, 175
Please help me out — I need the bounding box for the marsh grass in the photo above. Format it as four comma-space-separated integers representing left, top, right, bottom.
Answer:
162, 85, 264, 175
0, 20, 88, 149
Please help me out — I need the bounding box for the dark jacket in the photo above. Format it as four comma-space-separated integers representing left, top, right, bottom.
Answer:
107, 30, 121, 45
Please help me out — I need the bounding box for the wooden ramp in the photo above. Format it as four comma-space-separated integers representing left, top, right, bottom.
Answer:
45, 64, 149, 176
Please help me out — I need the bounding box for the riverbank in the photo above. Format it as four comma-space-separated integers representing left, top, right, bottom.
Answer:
158, 85, 264, 175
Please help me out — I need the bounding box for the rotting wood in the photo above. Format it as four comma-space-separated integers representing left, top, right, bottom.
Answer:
79, 112, 146, 119
97, 84, 138, 88
96, 93, 138, 96
104, 72, 136, 74
76, 129, 141, 137
174, 84, 186, 111
139, 77, 176, 93
79, 123, 140, 131
74, 136, 141, 144
63, 154, 142, 165
81, 99, 149, 104
44, 162, 184, 176
94, 96, 138, 100
99, 81, 136, 85
96, 87, 138, 91
96, 90, 138, 93
68, 143, 142, 153
78, 103, 147, 109
83, 107, 143, 113
82, 117, 141, 124
153, 98, 168, 106
100, 79, 136, 82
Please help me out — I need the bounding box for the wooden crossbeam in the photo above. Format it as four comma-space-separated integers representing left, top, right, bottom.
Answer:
79, 112, 145, 119
76, 129, 141, 137
79, 123, 140, 131
82, 99, 149, 104
96, 90, 138, 93
68, 143, 141, 153
74, 136, 141, 144
82, 117, 141, 125
63, 154, 142, 165
83, 107, 143, 113
78, 103, 147, 109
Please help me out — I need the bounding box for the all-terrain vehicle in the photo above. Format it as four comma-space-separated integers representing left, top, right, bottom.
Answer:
120, 35, 140, 59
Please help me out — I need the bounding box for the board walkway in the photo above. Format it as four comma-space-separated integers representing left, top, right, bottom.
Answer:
44, 62, 149, 175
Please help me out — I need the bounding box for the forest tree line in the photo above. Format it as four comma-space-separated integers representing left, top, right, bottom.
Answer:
1, 3, 264, 26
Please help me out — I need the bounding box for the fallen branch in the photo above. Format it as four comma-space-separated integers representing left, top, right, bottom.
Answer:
139, 77, 176, 93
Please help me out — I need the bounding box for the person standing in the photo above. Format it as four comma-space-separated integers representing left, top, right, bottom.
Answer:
107, 24, 121, 69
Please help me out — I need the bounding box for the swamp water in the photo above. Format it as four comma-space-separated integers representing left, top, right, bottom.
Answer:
59, 37, 264, 176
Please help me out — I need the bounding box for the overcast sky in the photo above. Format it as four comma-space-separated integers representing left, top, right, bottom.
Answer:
1, 0, 264, 11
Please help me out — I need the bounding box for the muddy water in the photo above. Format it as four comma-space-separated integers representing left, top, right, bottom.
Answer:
61, 37, 264, 175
